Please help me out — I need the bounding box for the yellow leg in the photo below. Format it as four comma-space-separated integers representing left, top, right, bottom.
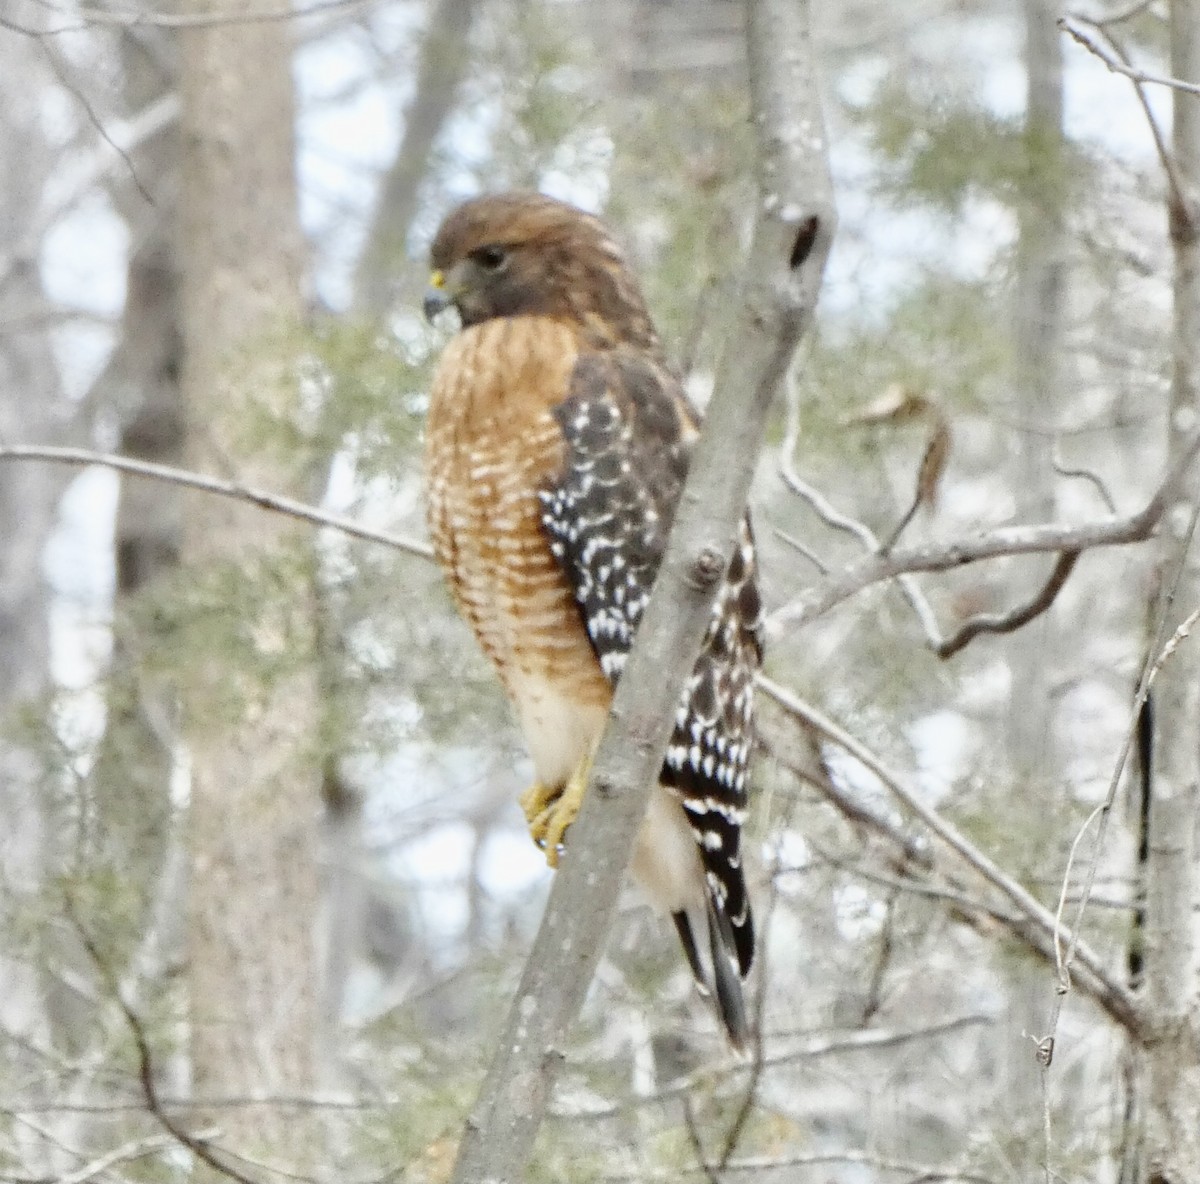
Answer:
517, 754, 592, 869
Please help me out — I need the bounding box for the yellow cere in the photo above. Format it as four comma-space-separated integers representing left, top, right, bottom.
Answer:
430, 269, 446, 289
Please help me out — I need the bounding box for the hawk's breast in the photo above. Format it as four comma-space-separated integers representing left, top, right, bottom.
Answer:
424, 318, 612, 787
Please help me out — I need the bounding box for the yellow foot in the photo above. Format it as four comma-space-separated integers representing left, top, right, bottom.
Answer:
518, 782, 559, 839
517, 757, 591, 868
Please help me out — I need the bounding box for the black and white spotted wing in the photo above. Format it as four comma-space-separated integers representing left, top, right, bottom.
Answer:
539, 350, 764, 988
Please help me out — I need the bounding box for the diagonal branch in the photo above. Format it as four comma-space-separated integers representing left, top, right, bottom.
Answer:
0, 444, 433, 559
1060, 14, 1192, 213
1060, 14, 1200, 98
0, 92, 179, 295
54, 1130, 220, 1184
756, 676, 1143, 1033
12, 0, 375, 35
779, 371, 947, 648
446, 1, 836, 1180
69, 915, 263, 1184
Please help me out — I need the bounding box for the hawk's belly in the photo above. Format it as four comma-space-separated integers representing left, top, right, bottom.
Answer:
426, 412, 611, 790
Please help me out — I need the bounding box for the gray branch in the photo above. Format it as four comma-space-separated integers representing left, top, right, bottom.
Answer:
767, 430, 1200, 639
0, 444, 433, 560
446, 1, 836, 1180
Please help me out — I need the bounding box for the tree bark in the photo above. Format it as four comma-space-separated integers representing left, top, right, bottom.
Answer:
1003, 0, 1066, 1136
175, 3, 320, 1170
1141, 3, 1200, 1180
85, 24, 184, 983
1008, 0, 1064, 759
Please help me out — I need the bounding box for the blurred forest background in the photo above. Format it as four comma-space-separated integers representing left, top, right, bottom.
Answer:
1, 0, 1198, 1181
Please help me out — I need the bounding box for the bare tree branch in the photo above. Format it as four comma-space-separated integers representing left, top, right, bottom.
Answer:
47, 1130, 219, 1184
935, 549, 1080, 658
36, 34, 152, 203
70, 918, 264, 1184
757, 676, 1143, 1032
681, 1097, 721, 1184
767, 430, 1200, 639
447, 0, 836, 1179
552, 1014, 992, 1122
1052, 450, 1117, 513
0, 444, 433, 559
1060, 14, 1200, 98
5, 428, 1187, 644
0, 92, 179, 294
779, 369, 947, 648
1060, 14, 1192, 215
600, 1148, 998, 1182
12, 0, 376, 35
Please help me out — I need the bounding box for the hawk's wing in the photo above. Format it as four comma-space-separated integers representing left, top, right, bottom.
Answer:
538, 350, 763, 991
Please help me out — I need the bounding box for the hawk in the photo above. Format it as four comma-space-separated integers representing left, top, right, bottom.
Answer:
422, 192, 762, 1045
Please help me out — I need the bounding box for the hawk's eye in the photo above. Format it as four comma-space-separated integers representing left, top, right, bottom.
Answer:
472, 244, 508, 272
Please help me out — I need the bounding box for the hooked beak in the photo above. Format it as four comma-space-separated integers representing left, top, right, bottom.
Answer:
423, 269, 453, 322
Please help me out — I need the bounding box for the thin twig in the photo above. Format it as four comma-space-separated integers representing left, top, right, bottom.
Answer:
682, 1097, 721, 1184
768, 430, 1200, 639
0, 444, 434, 559
779, 371, 946, 647
1052, 800, 1111, 986
68, 921, 264, 1184
14, 0, 376, 34
1053, 451, 1118, 513
1060, 15, 1200, 98
0, 93, 179, 294
769, 523, 829, 573
601, 1148, 998, 1183
796, 850, 1022, 924
936, 550, 1081, 658
1060, 15, 1195, 217
758, 675, 1142, 1031
36, 35, 152, 203
58, 1130, 220, 1184
552, 1014, 992, 1122
860, 881, 900, 1025
1093, 0, 1158, 25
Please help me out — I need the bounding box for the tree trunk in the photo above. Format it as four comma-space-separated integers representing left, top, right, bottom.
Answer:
1142, 3, 1200, 1179
176, 4, 320, 1169
0, 34, 79, 1174
352, 0, 482, 316
1008, 0, 1064, 762
85, 24, 184, 983
1001, 0, 1066, 1139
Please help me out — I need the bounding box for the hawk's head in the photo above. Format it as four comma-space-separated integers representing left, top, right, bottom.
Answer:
424, 192, 659, 352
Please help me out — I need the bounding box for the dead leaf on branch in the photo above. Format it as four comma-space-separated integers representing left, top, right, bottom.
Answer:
846, 383, 953, 552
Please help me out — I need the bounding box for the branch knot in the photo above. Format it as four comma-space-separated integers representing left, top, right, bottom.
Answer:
691, 545, 726, 587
